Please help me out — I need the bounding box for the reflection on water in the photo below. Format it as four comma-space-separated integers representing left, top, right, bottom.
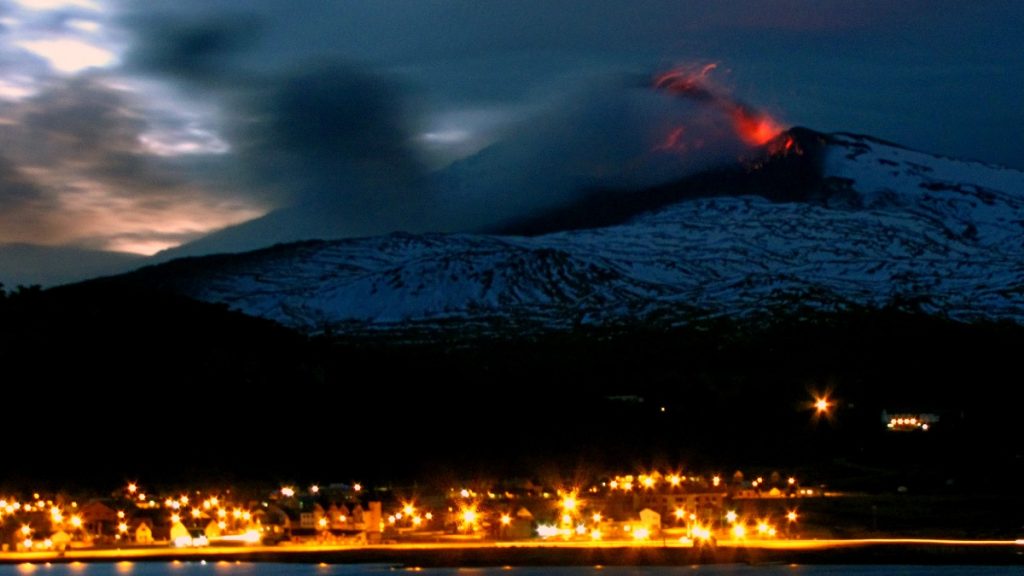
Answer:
1, 564, 1019, 576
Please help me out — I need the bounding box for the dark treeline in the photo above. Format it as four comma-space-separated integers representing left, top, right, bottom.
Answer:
0, 280, 1020, 494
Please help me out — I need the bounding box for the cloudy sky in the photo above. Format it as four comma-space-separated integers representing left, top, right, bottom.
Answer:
1, 1, 1022, 284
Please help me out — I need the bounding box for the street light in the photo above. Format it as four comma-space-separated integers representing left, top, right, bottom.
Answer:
815, 397, 830, 413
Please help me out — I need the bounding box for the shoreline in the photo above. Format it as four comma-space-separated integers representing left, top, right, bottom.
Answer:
1, 540, 1021, 567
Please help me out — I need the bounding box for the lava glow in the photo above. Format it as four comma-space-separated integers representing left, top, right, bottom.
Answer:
654, 64, 785, 149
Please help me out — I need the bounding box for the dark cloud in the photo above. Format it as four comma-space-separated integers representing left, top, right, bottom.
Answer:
252, 65, 424, 190
0, 155, 44, 209
126, 13, 262, 84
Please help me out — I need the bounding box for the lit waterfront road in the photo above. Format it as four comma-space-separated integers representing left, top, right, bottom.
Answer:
1, 538, 1022, 565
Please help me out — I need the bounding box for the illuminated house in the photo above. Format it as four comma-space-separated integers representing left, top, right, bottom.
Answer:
882, 410, 939, 432
134, 521, 153, 544
79, 500, 118, 537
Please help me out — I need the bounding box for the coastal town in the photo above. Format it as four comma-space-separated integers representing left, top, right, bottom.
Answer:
2, 470, 820, 554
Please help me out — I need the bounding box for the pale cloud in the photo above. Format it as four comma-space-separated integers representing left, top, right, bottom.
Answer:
12, 0, 100, 12
16, 37, 117, 73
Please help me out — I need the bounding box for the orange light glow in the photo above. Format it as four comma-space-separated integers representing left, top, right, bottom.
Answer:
653, 64, 784, 150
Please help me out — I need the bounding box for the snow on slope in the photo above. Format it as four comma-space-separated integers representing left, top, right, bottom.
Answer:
146, 131, 1024, 334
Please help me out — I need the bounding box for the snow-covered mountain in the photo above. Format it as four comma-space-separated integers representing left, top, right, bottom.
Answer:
123, 128, 1024, 335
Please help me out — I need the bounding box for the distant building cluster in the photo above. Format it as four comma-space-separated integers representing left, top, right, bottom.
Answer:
883, 410, 939, 432
1, 470, 821, 552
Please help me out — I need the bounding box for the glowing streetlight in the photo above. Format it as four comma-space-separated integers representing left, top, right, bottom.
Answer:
667, 475, 681, 487
560, 493, 578, 513
460, 506, 478, 530
815, 397, 830, 413
127, 483, 137, 494
591, 512, 602, 523
317, 517, 328, 529
70, 515, 83, 529
118, 522, 128, 534
500, 514, 511, 526
786, 511, 798, 523
20, 524, 31, 537
725, 510, 738, 524
731, 524, 746, 539
280, 487, 295, 498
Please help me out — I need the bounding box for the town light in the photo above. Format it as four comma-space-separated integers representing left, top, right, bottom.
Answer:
725, 510, 738, 524
592, 512, 602, 523
70, 515, 82, 528
118, 522, 128, 534
500, 514, 511, 526
731, 524, 746, 539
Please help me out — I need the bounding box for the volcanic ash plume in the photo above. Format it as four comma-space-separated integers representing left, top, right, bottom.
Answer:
437, 64, 788, 232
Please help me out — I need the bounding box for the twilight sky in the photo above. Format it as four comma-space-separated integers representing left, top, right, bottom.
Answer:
0, 0, 1022, 284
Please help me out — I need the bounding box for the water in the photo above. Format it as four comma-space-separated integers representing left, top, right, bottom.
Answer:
1, 564, 1019, 576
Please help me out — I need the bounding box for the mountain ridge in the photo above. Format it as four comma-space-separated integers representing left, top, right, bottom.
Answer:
95, 127, 1024, 336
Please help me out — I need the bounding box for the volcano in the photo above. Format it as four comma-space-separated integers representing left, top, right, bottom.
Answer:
104, 127, 1024, 336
